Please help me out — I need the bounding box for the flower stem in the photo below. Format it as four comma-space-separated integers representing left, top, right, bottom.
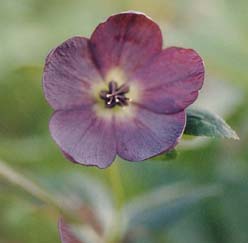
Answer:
108, 160, 125, 209
108, 160, 126, 242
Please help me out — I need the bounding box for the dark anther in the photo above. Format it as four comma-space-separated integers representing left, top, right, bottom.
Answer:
99, 81, 130, 108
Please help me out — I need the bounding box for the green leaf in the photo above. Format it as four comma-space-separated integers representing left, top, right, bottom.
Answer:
121, 183, 221, 233
37, 172, 115, 232
184, 108, 239, 139
152, 149, 178, 162
163, 149, 178, 160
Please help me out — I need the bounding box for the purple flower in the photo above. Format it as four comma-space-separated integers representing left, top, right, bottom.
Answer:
43, 12, 204, 168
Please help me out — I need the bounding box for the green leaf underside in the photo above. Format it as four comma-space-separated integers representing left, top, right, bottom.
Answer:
184, 108, 239, 139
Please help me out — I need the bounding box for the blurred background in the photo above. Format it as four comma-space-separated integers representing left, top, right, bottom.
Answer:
0, 0, 247, 242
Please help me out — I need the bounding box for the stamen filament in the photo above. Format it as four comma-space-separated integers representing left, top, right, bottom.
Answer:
99, 81, 130, 108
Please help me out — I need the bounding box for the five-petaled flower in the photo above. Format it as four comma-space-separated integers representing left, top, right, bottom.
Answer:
43, 12, 204, 168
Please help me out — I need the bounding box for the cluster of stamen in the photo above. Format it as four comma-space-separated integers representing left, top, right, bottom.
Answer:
100, 81, 130, 108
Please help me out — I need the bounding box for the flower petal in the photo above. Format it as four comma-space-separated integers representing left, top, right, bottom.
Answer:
43, 37, 102, 110
115, 107, 185, 161
134, 47, 204, 114
58, 218, 82, 243
49, 108, 116, 168
90, 12, 162, 77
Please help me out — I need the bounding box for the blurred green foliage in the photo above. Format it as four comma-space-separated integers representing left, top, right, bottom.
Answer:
0, 0, 247, 242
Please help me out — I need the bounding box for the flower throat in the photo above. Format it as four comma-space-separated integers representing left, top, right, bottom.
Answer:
99, 81, 130, 108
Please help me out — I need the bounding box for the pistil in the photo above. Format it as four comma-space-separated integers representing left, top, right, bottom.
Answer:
100, 81, 130, 108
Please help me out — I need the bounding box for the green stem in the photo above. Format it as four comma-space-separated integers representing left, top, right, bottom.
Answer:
108, 160, 125, 242
108, 160, 125, 209
0, 159, 76, 220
